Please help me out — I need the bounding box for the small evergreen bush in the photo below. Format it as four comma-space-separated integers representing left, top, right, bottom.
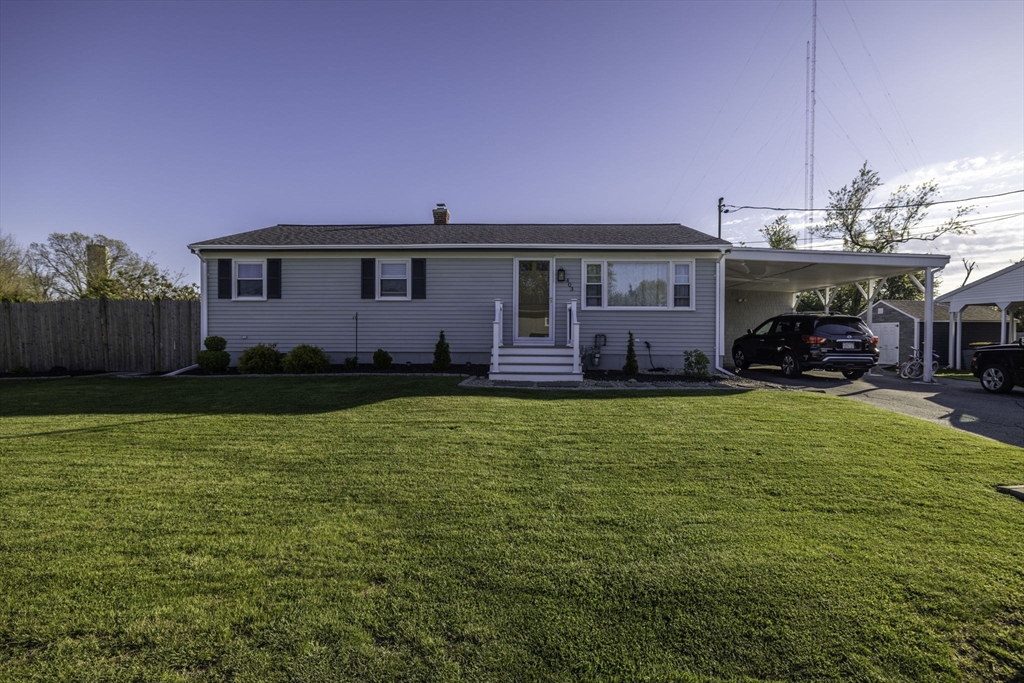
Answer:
197, 335, 230, 373
203, 335, 228, 352
344, 356, 359, 371
373, 348, 392, 371
283, 344, 332, 373
432, 330, 451, 371
683, 349, 711, 380
12, 365, 31, 376
237, 343, 283, 374
623, 332, 639, 375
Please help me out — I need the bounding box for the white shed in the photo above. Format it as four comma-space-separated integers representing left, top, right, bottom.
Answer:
936, 262, 1024, 368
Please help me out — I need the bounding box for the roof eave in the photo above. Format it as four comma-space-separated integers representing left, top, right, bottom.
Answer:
188, 243, 731, 252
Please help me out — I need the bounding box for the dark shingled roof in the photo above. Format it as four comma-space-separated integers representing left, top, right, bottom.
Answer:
189, 224, 729, 249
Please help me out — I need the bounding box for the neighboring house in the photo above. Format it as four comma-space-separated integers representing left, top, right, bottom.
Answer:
860, 300, 1002, 367
189, 207, 952, 382
936, 262, 1024, 369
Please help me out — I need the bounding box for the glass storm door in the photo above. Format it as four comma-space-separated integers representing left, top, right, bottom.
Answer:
515, 259, 553, 344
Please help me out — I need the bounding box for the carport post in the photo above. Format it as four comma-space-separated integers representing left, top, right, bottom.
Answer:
923, 267, 935, 382
948, 311, 956, 372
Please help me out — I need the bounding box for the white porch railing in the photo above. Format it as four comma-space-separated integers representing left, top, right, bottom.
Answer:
491, 299, 503, 372
566, 299, 580, 373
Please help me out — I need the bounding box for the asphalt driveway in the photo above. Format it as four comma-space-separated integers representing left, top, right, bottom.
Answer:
734, 367, 1024, 448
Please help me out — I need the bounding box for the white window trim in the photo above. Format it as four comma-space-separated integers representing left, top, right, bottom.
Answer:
377, 258, 411, 301
581, 259, 696, 311
233, 259, 267, 301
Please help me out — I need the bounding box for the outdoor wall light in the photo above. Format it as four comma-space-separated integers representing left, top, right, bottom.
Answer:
557, 268, 566, 282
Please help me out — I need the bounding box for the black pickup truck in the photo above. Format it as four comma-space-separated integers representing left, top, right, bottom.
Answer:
971, 339, 1024, 393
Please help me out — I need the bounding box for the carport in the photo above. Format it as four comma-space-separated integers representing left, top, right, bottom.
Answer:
936, 262, 1024, 369
717, 248, 951, 381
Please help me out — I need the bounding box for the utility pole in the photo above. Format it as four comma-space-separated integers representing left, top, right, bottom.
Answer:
718, 197, 724, 239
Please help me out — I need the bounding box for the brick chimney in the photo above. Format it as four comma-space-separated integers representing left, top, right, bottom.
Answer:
432, 203, 450, 225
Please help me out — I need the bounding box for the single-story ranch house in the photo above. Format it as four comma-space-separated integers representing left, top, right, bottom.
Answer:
189, 205, 951, 382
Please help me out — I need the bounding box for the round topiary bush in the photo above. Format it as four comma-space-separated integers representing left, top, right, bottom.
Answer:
237, 343, 284, 374
283, 344, 332, 373
203, 335, 228, 352
373, 348, 392, 371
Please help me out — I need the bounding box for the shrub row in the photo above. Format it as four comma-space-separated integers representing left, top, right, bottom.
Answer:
199, 331, 454, 375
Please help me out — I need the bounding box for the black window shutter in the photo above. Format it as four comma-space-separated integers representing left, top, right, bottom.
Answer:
267, 259, 282, 299
361, 258, 375, 299
217, 259, 232, 299
412, 258, 426, 299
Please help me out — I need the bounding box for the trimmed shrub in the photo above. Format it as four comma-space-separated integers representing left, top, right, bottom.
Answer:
344, 356, 359, 371
373, 348, 392, 371
12, 365, 31, 376
623, 332, 639, 375
683, 349, 711, 380
238, 343, 283, 374
283, 344, 332, 373
197, 335, 230, 373
203, 335, 228, 352
432, 330, 451, 371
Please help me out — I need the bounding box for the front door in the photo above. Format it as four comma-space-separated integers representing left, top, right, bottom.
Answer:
514, 258, 554, 345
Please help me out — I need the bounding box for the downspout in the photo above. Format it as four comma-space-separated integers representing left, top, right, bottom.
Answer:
715, 247, 734, 376
192, 249, 208, 343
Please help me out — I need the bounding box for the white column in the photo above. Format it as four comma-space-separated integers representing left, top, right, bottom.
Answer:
955, 311, 964, 369
923, 268, 935, 382
999, 304, 1009, 344
947, 311, 955, 371
199, 258, 208, 343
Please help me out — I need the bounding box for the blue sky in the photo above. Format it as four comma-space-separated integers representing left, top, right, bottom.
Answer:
2, 0, 1021, 294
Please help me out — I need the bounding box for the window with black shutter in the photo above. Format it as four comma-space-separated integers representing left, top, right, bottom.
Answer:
361, 259, 375, 299
412, 258, 426, 299
217, 259, 232, 299
267, 259, 282, 299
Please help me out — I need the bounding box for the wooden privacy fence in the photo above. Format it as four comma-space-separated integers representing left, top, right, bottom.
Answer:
1, 300, 201, 373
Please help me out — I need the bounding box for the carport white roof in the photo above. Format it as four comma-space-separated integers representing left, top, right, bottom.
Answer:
725, 248, 950, 293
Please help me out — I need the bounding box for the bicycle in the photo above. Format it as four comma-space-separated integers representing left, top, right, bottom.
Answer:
897, 347, 939, 379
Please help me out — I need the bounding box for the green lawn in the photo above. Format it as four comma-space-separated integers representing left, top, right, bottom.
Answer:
1, 377, 1022, 682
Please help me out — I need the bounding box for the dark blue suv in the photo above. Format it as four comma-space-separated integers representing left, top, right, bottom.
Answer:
732, 314, 879, 379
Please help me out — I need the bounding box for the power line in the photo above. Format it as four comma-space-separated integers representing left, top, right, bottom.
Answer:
724, 189, 1024, 213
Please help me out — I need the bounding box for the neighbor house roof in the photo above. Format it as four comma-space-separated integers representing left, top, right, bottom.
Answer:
876, 299, 1002, 322
188, 224, 731, 250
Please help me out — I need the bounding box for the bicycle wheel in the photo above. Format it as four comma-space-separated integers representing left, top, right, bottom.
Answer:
907, 361, 924, 379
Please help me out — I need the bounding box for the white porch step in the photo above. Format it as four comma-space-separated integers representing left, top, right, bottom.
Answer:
489, 372, 584, 384
490, 346, 582, 383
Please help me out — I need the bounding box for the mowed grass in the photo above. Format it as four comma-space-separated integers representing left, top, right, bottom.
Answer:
1, 378, 1022, 682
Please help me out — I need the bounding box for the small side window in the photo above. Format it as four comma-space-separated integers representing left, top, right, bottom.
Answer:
235, 261, 265, 299
585, 263, 603, 308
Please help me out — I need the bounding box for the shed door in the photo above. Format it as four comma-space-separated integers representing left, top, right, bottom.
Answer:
875, 322, 900, 365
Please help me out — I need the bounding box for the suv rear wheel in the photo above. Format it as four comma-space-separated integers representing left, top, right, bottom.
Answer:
780, 351, 802, 378
981, 364, 1014, 393
732, 347, 750, 370
842, 369, 865, 380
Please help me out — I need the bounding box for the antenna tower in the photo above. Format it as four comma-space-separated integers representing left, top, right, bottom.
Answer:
804, 0, 817, 245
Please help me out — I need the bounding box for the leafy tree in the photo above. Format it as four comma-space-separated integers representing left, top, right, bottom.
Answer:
809, 162, 973, 253
760, 215, 798, 249
28, 232, 198, 300
0, 232, 46, 301
797, 163, 972, 315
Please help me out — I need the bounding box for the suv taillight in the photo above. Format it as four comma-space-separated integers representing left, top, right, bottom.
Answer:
870, 336, 879, 345
802, 335, 826, 344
